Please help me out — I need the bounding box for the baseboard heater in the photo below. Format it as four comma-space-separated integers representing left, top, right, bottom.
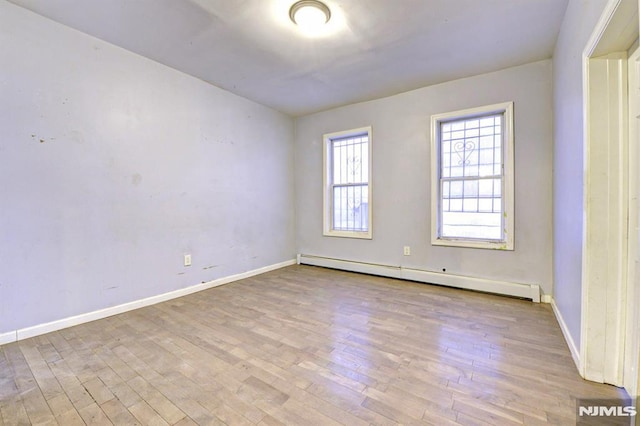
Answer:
297, 254, 541, 303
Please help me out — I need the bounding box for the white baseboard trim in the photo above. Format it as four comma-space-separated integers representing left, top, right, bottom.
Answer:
298, 254, 541, 302
2, 259, 296, 346
551, 297, 581, 372
0, 331, 17, 345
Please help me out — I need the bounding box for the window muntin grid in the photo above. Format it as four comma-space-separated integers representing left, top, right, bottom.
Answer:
439, 113, 504, 241
329, 133, 370, 233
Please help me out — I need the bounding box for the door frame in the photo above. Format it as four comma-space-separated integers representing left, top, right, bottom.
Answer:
582, 0, 639, 396
625, 41, 640, 401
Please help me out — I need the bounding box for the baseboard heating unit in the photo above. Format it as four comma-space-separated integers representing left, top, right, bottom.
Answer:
297, 254, 541, 303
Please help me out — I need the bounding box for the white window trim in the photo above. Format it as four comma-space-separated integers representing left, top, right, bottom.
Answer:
323, 126, 373, 239
430, 102, 514, 250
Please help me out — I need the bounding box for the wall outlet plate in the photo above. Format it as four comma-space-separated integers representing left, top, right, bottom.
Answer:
184, 254, 192, 266
403, 246, 411, 256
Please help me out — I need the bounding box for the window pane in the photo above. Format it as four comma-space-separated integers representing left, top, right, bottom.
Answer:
450, 180, 463, 198
450, 165, 463, 177
333, 185, 369, 232
479, 117, 494, 127
465, 128, 479, 137
464, 144, 479, 177
479, 148, 494, 165
442, 211, 502, 240
479, 164, 494, 176
463, 180, 478, 197
442, 181, 450, 198
442, 114, 504, 180
478, 198, 493, 212
442, 140, 451, 155
480, 126, 495, 136
438, 111, 504, 241
479, 136, 494, 149
494, 180, 502, 197
493, 197, 502, 213
478, 179, 493, 197
452, 130, 465, 140
333, 143, 342, 183
450, 198, 463, 212
465, 119, 480, 129
463, 198, 478, 212
494, 147, 502, 165
332, 135, 368, 185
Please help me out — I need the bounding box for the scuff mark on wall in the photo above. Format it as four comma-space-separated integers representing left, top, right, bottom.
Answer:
30, 134, 55, 143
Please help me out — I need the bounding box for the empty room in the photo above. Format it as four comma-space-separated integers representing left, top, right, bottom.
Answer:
1, 0, 640, 424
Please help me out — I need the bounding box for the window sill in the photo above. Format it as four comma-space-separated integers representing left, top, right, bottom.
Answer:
324, 230, 372, 239
432, 237, 513, 250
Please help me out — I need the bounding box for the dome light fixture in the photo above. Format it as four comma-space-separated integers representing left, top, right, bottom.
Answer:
289, 0, 331, 31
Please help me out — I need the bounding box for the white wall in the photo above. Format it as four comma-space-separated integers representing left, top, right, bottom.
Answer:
0, 2, 295, 335
553, 0, 609, 350
295, 61, 554, 295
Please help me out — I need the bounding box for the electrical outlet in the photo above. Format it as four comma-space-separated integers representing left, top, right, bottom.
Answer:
184, 253, 192, 266
403, 246, 411, 256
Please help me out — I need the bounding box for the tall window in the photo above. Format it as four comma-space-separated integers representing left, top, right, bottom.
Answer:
323, 127, 372, 239
431, 103, 514, 250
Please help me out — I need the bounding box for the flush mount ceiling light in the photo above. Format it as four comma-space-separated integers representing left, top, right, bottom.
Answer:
289, 0, 331, 31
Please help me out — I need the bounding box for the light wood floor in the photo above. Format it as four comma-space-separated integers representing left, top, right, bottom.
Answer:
0, 265, 628, 425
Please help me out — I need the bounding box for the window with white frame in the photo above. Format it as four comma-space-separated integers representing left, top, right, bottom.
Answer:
323, 127, 372, 239
430, 102, 514, 250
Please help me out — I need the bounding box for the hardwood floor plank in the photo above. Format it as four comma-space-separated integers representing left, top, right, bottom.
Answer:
0, 265, 628, 425
77, 401, 113, 425
6, 361, 56, 425
128, 400, 170, 426
45, 393, 76, 418
126, 375, 187, 424
455, 411, 497, 426
304, 381, 395, 425
272, 376, 369, 426
0, 396, 31, 425
361, 395, 425, 424
452, 397, 524, 425
53, 407, 86, 426
173, 416, 202, 426
107, 381, 142, 408
205, 384, 267, 424
167, 399, 226, 425
100, 398, 140, 425
82, 377, 115, 405
362, 385, 426, 419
